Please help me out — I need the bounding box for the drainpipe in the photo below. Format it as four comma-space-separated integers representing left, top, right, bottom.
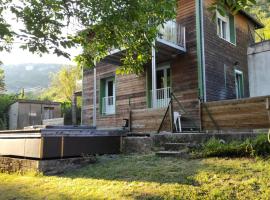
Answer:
152, 43, 157, 108
200, 0, 207, 102
93, 66, 97, 127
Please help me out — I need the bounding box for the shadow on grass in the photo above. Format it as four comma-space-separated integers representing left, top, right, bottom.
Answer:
59, 154, 204, 185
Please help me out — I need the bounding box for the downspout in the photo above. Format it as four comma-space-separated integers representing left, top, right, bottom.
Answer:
196, 0, 207, 102
200, 0, 207, 102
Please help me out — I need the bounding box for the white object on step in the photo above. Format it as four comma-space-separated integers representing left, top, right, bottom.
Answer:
174, 112, 182, 132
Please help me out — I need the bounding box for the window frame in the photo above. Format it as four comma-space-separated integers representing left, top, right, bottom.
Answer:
99, 76, 116, 116
216, 11, 236, 45
234, 69, 244, 99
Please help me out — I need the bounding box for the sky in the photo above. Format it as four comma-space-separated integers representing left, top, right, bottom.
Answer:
0, 46, 80, 65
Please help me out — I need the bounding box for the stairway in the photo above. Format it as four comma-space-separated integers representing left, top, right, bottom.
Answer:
155, 142, 191, 158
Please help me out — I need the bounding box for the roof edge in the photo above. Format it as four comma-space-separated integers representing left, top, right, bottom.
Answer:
239, 10, 265, 29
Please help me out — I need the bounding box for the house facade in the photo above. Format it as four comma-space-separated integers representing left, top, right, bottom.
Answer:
81, 0, 263, 132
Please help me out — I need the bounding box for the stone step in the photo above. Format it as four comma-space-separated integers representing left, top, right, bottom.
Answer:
156, 150, 189, 158
164, 143, 190, 151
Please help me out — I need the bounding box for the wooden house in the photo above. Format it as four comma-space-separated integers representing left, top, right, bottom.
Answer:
81, 0, 264, 133
9, 100, 61, 130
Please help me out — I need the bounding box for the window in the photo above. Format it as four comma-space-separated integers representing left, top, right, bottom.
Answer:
100, 77, 116, 115
235, 70, 244, 99
216, 11, 236, 44
43, 107, 54, 119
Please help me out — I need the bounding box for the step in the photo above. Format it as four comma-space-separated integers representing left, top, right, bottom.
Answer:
164, 143, 190, 151
156, 150, 189, 158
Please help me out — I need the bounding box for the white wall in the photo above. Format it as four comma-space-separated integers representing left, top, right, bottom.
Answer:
248, 41, 270, 97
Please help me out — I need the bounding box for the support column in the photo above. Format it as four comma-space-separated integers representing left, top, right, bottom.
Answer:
151, 43, 157, 108
93, 67, 97, 127
71, 93, 77, 125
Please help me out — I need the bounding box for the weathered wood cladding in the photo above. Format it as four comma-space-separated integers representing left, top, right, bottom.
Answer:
201, 96, 270, 130
203, 0, 255, 101
82, 0, 200, 132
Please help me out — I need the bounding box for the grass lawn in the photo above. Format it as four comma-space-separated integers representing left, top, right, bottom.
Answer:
0, 154, 270, 200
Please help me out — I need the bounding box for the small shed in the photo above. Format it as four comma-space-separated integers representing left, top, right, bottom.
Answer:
8, 100, 61, 130
248, 40, 270, 97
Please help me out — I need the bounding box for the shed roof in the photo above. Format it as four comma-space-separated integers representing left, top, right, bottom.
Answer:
15, 99, 61, 105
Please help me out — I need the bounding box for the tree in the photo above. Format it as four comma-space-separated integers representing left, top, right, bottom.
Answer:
0, 67, 5, 93
0, 0, 258, 74
246, 0, 270, 41
40, 65, 81, 102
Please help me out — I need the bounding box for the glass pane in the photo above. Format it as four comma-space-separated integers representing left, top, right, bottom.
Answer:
217, 18, 221, 37
167, 68, 171, 87
222, 21, 227, 39
156, 70, 165, 89
107, 80, 114, 97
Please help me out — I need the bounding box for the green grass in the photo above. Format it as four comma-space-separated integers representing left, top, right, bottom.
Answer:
0, 154, 270, 199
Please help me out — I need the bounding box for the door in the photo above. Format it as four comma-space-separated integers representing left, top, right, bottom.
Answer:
156, 64, 171, 108
105, 78, 115, 114
235, 70, 244, 99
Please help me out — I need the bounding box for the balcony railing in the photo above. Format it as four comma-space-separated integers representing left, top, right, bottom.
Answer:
150, 87, 171, 108
158, 21, 186, 49
102, 96, 115, 115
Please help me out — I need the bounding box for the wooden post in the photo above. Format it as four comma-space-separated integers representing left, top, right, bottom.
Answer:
71, 93, 77, 125
151, 43, 157, 108
93, 67, 97, 127
128, 97, 132, 132
169, 97, 175, 133
199, 98, 203, 132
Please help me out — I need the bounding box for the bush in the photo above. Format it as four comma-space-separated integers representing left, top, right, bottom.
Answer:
193, 134, 270, 158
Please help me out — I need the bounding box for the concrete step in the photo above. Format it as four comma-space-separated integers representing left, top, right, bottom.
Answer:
164, 143, 190, 151
156, 150, 189, 158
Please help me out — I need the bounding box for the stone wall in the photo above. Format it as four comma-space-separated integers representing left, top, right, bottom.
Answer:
121, 137, 153, 154
0, 156, 96, 175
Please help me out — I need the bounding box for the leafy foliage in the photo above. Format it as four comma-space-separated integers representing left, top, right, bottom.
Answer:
0, 67, 4, 93
246, 0, 270, 41
0, 94, 17, 129
193, 134, 270, 158
40, 65, 81, 102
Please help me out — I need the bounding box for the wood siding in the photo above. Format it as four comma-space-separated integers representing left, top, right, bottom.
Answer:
203, 0, 255, 101
202, 96, 270, 130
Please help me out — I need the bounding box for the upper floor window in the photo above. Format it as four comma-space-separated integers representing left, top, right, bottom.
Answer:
216, 11, 236, 45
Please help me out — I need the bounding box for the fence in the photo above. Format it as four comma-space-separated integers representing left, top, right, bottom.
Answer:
201, 96, 270, 130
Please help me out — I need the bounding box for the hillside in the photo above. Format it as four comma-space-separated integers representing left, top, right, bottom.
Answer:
2, 63, 63, 94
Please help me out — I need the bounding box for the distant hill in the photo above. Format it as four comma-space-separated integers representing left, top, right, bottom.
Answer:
2, 63, 64, 94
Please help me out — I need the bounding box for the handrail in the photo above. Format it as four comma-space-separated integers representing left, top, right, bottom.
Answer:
157, 91, 199, 133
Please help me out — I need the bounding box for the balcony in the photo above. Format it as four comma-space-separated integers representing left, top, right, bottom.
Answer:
103, 21, 186, 65
150, 87, 171, 109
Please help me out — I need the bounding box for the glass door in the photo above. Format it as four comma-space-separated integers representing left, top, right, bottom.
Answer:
155, 64, 171, 108
105, 78, 115, 114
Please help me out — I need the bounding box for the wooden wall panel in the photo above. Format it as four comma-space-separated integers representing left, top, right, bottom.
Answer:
203, 0, 256, 101
202, 96, 270, 130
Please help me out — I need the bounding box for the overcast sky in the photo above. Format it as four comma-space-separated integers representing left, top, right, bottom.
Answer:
0, 46, 80, 65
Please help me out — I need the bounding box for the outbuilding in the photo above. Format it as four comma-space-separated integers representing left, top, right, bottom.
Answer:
8, 100, 61, 130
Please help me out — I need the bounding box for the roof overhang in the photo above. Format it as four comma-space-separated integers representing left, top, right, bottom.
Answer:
239, 10, 265, 29
102, 39, 186, 65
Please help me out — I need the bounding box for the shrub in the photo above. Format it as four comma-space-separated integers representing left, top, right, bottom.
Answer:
193, 134, 270, 158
